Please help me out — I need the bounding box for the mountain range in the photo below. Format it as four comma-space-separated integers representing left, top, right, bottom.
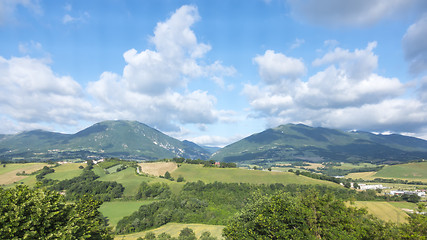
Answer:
0, 120, 210, 161
1, 120, 427, 164
211, 124, 427, 165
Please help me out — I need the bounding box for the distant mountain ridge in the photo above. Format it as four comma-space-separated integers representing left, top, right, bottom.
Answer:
211, 123, 427, 165
0, 120, 210, 161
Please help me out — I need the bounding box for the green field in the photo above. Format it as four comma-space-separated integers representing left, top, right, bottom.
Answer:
0, 163, 48, 187
114, 223, 225, 240
373, 162, 427, 181
96, 166, 184, 196
99, 200, 156, 229
171, 164, 339, 186
45, 163, 86, 181
334, 162, 377, 170
350, 201, 408, 224
388, 201, 420, 212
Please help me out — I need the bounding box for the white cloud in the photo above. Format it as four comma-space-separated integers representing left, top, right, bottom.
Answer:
403, 14, 427, 75
253, 50, 306, 85
0, 56, 92, 126
244, 42, 427, 137
287, 0, 423, 27
62, 12, 89, 24
188, 134, 244, 148
312, 42, 378, 80
87, 5, 234, 132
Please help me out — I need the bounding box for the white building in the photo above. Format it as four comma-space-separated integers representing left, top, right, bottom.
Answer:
358, 184, 385, 190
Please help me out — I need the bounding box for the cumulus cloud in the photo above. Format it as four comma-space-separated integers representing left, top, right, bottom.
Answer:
403, 14, 427, 75
253, 50, 305, 85
0, 56, 92, 126
87, 5, 234, 132
244, 42, 426, 136
287, 0, 423, 27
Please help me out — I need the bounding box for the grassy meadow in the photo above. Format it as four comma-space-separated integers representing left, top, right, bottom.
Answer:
0, 163, 48, 186
2, 160, 425, 238
373, 161, 427, 181
45, 163, 86, 181
350, 201, 409, 224
114, 223, 225, 240
99, 200, 157, 229
171, 164, 340, 186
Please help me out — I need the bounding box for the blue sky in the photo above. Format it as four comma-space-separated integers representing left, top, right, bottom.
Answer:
1, 0, 427, 146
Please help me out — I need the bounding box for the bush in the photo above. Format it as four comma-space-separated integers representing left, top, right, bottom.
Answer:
0, 185, 113, 239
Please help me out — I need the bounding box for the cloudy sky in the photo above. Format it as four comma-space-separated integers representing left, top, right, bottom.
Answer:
1, 0, 427, 146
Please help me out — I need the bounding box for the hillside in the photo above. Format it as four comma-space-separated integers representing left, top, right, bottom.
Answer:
212, 123, 427, 165
0, 120, 210, 161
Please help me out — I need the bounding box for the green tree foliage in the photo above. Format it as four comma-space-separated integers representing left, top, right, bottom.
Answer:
116, 182, 362, 234
0, 185, 113, 239
199, 231, 217, 240
135, 182, 171, 200
145, 232, 156, 240
50, 169, 124, 201
222, 190, 394, 239
35, 166, 55, 181
398, 204, 427, 239
178, 227, 197, 240
164, 171, 172, 180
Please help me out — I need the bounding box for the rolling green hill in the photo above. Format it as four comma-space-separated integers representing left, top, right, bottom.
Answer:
0, 120, 210, 161
212, 124, 427, 165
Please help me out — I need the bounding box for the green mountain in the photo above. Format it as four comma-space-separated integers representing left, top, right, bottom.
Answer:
211, 124, 427, 165
0, 120, 210, 161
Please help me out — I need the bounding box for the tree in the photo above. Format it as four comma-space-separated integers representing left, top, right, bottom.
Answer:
398, 204, 427, 239
164, 171, 171, 179
178, 227, 197, 240
223, 190, 392, 239
177, 176, 185, 182
199, 231, 216, 240
144, 232, 156, 240
0, 185, 113, 239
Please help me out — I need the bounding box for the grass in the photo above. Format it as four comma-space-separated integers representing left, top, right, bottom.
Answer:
106, 164, 124, 174
334, 162, 377, 170
114, 223, 225, 240
345, 171, 377, 180
350, 201, 408, 224
139, 162, 177, 176
98, 167, 148, 197
99, 200, 156, 229
45, 163, 86, 181
388, 201, 420, 212
0, 163, 48, 186
171, 164, 339, 186
373, 162, 427, 181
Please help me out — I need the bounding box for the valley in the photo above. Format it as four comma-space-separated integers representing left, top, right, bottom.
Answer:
1, 121, 426, 239
1, 157, 426, 239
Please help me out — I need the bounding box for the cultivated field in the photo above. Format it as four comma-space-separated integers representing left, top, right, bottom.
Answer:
0, 163, 48, 186
171, 164, 339, 186
346, 171, 377, 180
114, 223, 225, 240
139, 162, 177, 176
350, 201, 408, 224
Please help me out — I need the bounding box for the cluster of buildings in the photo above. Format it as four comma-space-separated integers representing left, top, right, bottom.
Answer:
388, 190, 426, 197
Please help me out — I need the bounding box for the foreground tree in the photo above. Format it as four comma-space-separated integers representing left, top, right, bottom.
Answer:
0, 185, 113, 239
223, 190, 395, 239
